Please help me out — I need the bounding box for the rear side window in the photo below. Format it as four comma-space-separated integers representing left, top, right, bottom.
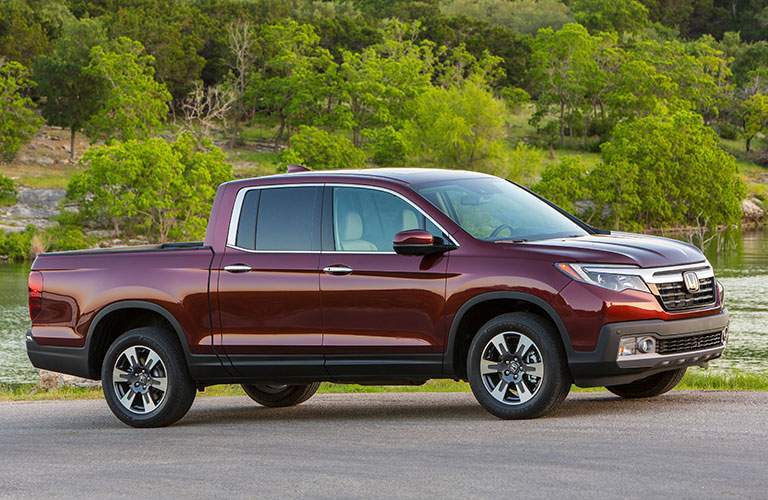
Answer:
235, 186, 322, 251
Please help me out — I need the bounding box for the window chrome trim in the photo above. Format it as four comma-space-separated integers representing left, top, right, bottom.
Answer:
226, 182, 459, 253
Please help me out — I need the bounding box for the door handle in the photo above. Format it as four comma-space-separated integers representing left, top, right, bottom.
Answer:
224, 264, 252, 273
323, 265, 353, 276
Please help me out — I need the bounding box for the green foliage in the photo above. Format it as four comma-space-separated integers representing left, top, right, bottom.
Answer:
67, 134, 232, 242
246, 20, 336, 140
363, 126, 407, 166
338, 20, 434, 145
84, 37, 172, 143
42, 224, 91, 252
572, 0, 649, 34
281, 126, 366, 170
0, 174, 17, 206
593, 109, 745, 230
494, 142, 546, 184
742, 94, 768, 152
0, 60, 42, 162
440, 0, 572, 34
0, 226, 36, 262
107, 0, 207, 101
33, 17, 107, 157
533, 158, 590, 213
403, 77, 507, 170
0, 0, 48, 65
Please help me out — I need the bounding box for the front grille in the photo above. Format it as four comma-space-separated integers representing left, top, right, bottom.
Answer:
656, 277, 716, 311
657, 331, 724, 355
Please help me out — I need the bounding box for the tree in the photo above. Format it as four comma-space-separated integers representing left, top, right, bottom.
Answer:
742, 93, 768, 152
440, 0, 572, 34
572, 0, 650, 34
403, 77, 507, 170
246, 19, 336, 141
84, 37, 172, 143
338, 20, 433, 146
107, 0, 207, 101
0, 60, 42, 163
592, 109, 744, 230
533, 158, 591, 213
281, 125, 366, 169
0, 0, 48, 65
530, 23, 602, 146
33, 17, 108, 159
67, 134, 232, 242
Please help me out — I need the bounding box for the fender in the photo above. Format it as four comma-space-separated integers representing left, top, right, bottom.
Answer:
442, 291, 574, 376
85, 300, 192, 366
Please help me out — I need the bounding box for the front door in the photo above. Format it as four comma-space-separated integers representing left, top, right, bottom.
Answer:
319, 185, 452, 380
216, 185, 324, 379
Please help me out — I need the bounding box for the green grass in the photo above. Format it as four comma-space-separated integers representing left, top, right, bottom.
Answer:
2, 370, 765, 402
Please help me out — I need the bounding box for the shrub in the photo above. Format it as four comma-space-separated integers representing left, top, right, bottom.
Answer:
281, 126, 367, 169
0, 174, 17, 206
67, 133, 232, 242
363, 126, 407, 167
593, 109, 745, 230
533, 158, 591, 213
43, 225, 92, 252
0, 227, 36, 262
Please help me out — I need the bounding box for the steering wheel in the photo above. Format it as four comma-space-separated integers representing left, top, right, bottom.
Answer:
487, 224, 515, 240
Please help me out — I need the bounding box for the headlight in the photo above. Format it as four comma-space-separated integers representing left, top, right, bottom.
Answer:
556, 263, 651, 293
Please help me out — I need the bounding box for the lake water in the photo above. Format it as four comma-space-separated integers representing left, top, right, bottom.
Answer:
1, 230, 767, 383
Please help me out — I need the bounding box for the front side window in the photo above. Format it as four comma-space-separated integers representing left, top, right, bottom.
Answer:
416, 177, 588, 242
332, 187, 445, 252
234, 186, 322, 251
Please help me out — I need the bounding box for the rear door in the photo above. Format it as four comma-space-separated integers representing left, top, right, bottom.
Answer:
216, 184, 324, 379
319, 185, 453, 380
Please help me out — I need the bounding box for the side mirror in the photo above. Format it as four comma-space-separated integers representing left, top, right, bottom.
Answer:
393, 230, 456, 256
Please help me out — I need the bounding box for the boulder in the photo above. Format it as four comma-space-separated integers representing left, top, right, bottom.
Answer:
742, 198, 765, 223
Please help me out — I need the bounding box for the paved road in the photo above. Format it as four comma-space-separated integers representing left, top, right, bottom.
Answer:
0, 391, 766, 499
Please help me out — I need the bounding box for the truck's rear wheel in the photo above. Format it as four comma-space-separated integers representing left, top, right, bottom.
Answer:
101, 327, 196, 428
606, 368, 687, 399
467, 312, 571, 419
241, 383, 320, 407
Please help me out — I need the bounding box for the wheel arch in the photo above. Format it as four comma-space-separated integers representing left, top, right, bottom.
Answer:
443, 291, 573, 379
85, 300, 191, 379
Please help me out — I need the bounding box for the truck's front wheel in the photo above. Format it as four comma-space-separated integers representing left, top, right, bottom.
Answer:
467, 312, 571, 419
101, 327, 196, 428
241, 383, 320, 407
606, 368, 687, 399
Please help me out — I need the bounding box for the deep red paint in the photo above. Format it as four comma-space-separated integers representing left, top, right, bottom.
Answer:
30, 168, 725, 377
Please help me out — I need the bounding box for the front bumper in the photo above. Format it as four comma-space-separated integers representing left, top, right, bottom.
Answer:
568, 310, 729, 387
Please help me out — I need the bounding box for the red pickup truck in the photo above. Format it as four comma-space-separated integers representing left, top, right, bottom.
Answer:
27, 168, 729, 427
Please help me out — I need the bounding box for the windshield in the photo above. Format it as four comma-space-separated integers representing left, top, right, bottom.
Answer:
415, 177, 589, 242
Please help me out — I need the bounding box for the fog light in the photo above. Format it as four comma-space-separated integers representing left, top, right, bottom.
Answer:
637, 336, 655, 354
618, 336, 656, 357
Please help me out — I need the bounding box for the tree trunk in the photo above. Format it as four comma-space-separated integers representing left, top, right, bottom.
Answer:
69, 127, 76, 161
559, 101, 565, 147
746, 136, 752, 152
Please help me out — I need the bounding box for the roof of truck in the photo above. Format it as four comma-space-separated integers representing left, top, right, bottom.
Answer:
225, 168, 494, 188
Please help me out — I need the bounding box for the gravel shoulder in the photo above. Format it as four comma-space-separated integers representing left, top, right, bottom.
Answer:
0, 391, 766, 499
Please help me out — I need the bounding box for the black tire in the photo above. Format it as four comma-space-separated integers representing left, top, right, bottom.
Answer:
241, 383, 321, 407
467, 312, 571, 419
101, 327, 196, 428
606, 367, 687, 399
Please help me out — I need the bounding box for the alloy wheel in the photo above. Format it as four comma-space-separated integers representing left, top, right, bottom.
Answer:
479, 331, 544, 405
112, 345, 168, 414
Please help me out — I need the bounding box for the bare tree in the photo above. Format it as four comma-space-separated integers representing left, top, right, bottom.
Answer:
180, 81, 236, 140
227, 19, 256, 143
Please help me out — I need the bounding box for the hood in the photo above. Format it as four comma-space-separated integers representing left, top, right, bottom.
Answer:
507, 232, 706, 268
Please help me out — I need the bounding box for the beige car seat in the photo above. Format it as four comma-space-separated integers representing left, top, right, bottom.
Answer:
339, 211, 378, 251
